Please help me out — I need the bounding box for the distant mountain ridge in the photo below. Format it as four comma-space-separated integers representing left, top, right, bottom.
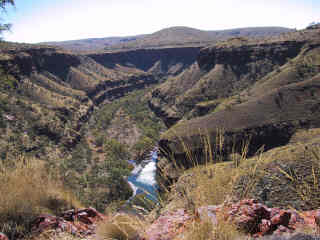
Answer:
41, 35, 146, 52
43, 26, 294, 52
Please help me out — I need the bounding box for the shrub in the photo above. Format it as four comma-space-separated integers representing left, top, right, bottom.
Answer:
95, 135, 105, 147
104, 139, 130, 161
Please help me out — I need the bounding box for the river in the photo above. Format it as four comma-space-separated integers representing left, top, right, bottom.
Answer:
127, 150, 158, 202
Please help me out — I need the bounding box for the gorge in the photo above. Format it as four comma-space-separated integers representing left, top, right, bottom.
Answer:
1, 24, 320, 239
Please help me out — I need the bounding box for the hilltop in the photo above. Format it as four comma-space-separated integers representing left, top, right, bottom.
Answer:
41, 35, 146, 53
43, 26, 293, 52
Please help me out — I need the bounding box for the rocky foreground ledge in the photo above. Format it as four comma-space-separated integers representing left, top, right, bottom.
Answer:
0, 208, 107, 240
144, 199, 320, 240
2, 199, 320, 240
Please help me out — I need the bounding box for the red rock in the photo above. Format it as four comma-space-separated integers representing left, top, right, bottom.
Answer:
28, 200, 320, 239
271, 210, 291, 227
31, 214, 58, 234
251, 203, 271, 220
240, 199, 258, 206
315, 211, 320, 227
60, 209, 76, 221
178, 200, 320, 237
259, 219, 272, 235
288, 210, 305, 227
273, 225, 293, 235
77, 212, 94, 225
234, 215, 258, 233
30, 208, 106, 238
270, 208, 281, 218
0, 233, 8, 240
240, 205, 256, 217
77, 207, 105, 220
144, 209, 193, 240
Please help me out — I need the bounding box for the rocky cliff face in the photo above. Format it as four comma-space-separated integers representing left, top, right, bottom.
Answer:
197, 40, 304, 70
0, 47, 82, 79
0, 46, 93, 151
88, 47, 201, 76
149, 37, 310, 127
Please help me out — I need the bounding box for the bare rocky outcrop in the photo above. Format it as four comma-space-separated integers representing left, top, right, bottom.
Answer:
11, 199, 320, 240
0, 233, 8, 240
30, 207, 106, 238
144, 199, 320, 240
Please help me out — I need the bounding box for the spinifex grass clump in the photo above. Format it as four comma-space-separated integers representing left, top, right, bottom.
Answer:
185, 213, 243, 240
159, 129, 261, 209
0, 156, 81, 239
97, 214, 143, 240
276, 146, 320, 209
156, 129, 266, 240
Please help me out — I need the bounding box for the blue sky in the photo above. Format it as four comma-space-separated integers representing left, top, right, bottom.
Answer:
2, 0, 319, 43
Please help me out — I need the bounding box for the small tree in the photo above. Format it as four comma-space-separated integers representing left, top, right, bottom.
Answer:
0, 0, 14, 37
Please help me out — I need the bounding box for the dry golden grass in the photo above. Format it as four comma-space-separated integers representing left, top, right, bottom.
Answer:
27, 231, 83, 240
157, 130, 266, 239
31, 73, 87, 98
211, 217, 243, 240
97, 214, 144, 240
170, 154, 265, 213
182, 213, 243, 240
0, 156, 81, 238
183, 220, 213, 240
21, 78, 83, 109
161, 129, 262, 210
172, 127, 320, 210
275, 145, 320, 209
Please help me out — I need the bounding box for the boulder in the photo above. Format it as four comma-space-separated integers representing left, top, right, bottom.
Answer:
271, 211, 291, 227
0, 233, 8, 240
30, 207, 106, 237
143, 209, 193, 240
196, 199, 319, 236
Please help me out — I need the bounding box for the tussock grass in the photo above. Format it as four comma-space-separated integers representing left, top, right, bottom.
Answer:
157, 129, 265, 239
276, 146, 320, 209
27, 231, 83, 240
183, 213, 242, 240
0, 156, 81, 239
184, 220, 213, 240
211, 217, 243, 240
159, 129, 261, 210
97, 214, 144, 240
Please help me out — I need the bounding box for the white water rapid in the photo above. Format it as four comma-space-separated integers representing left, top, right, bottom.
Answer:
127, 150, 158, 201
